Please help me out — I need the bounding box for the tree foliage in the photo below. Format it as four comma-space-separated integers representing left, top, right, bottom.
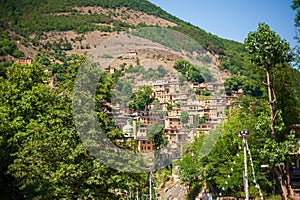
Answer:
224, 75, 263, 97
178, 96, 298, 199
0, 61, 149, 199
127, 85, 154, 111
244, 23, 291, 71
174, 59, 206, 84
0, 30, 24, 58
180, 110, 189, 125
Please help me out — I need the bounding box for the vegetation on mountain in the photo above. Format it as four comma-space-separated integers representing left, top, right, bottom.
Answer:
174, 59, 205, 84
0, 0, 262, 100
0, 31, 24, 58
0, 0, 251, 77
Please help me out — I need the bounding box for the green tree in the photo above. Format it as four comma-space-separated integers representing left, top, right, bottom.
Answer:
157, 65, 167, 77
0, 31, 23, 57
224, 75, 244, 95
244, 23, 291, 139
114, 79, 133, 102
244, 23, 295, 200
176, 136, 206, 199
128, 85, 154, 111
147, 122, 165, 149
188, 66, 205, 83
50, 63, 66, 82
0, 61, 148, 199
0, 62, 52, 198
38, 56, 51, 66
174, 59, 205, 84
180, 110, 189, 127
12, 49, 24, 58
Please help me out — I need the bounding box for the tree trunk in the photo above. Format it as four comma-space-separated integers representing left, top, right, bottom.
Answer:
266, 68, 276, 139
265, 68, 293, 198
274, 164, 293, 200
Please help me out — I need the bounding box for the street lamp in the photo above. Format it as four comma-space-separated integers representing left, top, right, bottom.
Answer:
238, 130, 250, 200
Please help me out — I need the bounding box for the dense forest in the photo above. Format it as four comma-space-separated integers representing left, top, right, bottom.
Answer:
0, 0, 300, 199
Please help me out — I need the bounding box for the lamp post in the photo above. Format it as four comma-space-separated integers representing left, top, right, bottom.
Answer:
149, 170, 154, 200
238, 130, 250, 200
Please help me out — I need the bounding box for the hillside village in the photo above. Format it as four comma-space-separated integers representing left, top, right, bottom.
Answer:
105, 48, 240, 162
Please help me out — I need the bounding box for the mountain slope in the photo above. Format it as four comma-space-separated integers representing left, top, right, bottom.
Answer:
0, 0, 247, 75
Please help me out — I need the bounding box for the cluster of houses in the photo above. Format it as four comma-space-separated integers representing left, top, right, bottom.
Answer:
112, 70, 233, 161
